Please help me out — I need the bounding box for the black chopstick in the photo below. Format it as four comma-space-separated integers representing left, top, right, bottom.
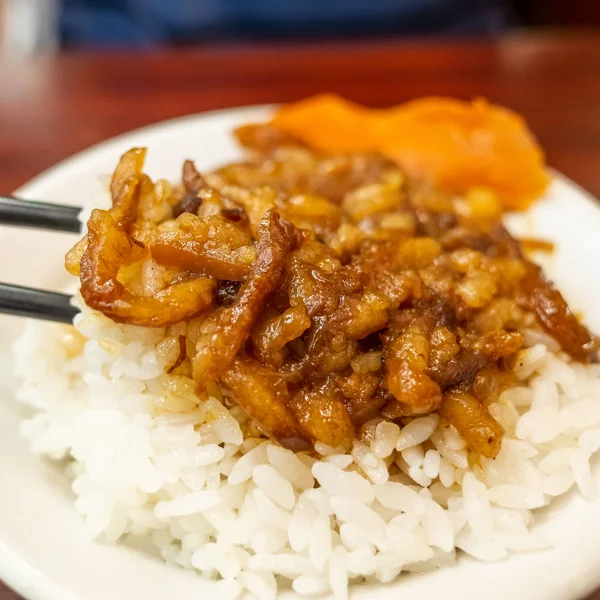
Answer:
0, 198, 83, 323
0, 195, 82, 233
0, 283, 78, 324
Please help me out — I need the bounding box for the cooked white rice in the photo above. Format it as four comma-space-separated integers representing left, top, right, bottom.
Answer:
12, 289, 600, 600
12, 179, 600, 599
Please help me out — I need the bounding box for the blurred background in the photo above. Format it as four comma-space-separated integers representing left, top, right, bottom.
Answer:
1, 0, 599, 56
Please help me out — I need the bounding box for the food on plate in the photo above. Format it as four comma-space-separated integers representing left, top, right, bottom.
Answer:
14, 101, 600, 600
60, 132, 596, 455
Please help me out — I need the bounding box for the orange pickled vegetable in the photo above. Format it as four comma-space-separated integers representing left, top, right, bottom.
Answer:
273, 94, 381, 154
271, 94, 549, 210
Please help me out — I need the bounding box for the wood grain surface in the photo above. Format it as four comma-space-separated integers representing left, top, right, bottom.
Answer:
1, 32, 600, 600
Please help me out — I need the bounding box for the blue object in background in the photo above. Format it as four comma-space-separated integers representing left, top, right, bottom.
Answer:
60, 0, 511, 48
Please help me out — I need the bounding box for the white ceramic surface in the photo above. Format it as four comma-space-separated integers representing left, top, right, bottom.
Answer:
1, 106, 600, 600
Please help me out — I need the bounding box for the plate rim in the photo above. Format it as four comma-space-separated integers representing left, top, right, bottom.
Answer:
13, 104, 273, 197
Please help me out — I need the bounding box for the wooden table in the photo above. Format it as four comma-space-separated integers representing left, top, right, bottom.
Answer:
1, 32, 600, 600
1, 33, 600, 197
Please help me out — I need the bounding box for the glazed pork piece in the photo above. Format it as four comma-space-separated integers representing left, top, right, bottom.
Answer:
65, 126, 598, 458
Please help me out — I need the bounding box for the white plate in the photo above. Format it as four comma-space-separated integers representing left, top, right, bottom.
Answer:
1, 106, 600, 600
